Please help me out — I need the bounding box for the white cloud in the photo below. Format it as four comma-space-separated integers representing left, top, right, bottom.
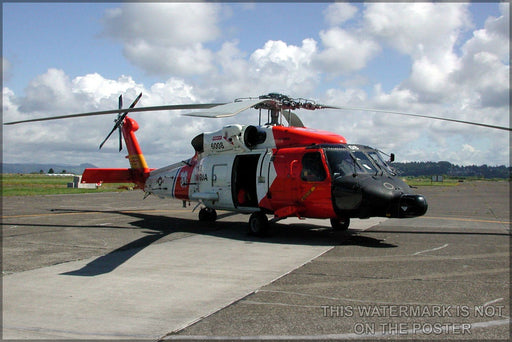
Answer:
364, 3, 472, 61
361, 3, 474, 105
314, 27, 380, 75
124, 42, 215, 76
360, 2, 509, 131
3, 71, 211, 168
72, 73, 143, 102
323, 3, 358, 27
249, 39, 319, 93
101, 3, 222, 76
194, 39, 321, 100
103, 3, 220, 47
453, 3, 510, 109
462, 144, 476, 153
18, 69, 83, 114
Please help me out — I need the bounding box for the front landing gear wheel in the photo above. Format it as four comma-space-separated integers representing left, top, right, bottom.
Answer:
330, 217, 350, 231
248, 212, 269, 236
199, 207, 217, 222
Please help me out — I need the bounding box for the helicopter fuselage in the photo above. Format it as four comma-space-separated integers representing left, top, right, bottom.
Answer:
144, 123, 428, 228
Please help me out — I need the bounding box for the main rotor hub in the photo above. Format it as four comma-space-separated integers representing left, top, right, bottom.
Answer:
244, 93, 323, 111
235, 93, 325, 111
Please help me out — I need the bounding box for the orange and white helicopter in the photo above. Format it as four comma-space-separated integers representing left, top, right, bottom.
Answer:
6, 93, 510, 235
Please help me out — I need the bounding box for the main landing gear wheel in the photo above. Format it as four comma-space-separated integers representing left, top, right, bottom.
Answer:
199, 207, 217, 222
248, 212, 269, 236
330, 217, 350, 231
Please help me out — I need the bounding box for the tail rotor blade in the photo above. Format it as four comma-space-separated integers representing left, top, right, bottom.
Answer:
99, 125, 118, 150
99, 93, 143, 150
128, 93, 143, 111
118, 126, 123, 152
118, 95, 123, 151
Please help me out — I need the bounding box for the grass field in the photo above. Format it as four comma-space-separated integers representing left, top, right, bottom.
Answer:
402, 177, 461, 187
1, 174, 134, 196
1, 173, 505, 196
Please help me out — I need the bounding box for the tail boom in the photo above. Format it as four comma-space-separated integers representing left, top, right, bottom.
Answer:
82, 115, 153, 188
81, 168, 155, 188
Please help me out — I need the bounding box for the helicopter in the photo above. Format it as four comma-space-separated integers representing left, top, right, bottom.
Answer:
5, 92, 510, 235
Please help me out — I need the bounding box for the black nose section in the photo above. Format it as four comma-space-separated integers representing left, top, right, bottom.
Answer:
397, 194, 428, 218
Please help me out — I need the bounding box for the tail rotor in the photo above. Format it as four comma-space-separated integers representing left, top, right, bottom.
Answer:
99, 93, 143, 151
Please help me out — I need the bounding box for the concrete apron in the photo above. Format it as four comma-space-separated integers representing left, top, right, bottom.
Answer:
3, 218, 384, 339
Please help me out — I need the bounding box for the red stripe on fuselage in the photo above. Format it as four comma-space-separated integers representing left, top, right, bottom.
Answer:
172, 157, 197, 200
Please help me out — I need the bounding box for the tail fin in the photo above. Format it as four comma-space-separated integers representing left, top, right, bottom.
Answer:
82, 115, 154, 188
122, 116, 153, 185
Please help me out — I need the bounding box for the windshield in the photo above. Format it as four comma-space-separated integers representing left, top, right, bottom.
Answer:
325, 149, 364, 176
325, 146, 396, 176
352, 151, 379, 173
368, 151, 396, 175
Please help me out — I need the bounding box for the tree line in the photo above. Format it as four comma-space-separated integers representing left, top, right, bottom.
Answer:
390, 161, 511, 179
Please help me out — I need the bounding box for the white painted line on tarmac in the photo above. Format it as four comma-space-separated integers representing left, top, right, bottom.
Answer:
413, 243, 449, 256
483, 298, 504, 307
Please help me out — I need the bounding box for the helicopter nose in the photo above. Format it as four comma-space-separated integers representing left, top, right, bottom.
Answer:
395, 194, 428, 218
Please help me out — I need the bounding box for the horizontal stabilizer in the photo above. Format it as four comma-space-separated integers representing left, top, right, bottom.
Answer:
81, 168, 155, 184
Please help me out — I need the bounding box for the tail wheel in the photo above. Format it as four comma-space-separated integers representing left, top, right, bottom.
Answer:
330, 217, 350, 231
248, 212, 269, 236
199, 207, 217, 222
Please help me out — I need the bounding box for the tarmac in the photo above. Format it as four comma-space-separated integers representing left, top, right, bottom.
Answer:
1, 181, 510, 340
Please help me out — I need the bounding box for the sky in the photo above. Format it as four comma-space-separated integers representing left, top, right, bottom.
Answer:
2, 2, 510, 169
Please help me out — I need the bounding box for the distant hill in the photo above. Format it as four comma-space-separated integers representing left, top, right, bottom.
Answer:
391, 161, 511, 179
1, 163, 97, 175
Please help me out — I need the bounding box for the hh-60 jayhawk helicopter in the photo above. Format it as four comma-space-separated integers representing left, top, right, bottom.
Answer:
6, 93, 511, 235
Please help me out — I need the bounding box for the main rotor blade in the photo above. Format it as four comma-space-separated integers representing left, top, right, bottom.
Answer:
182, 99, 266, 118
332, 106, 511, 132
4, 102, 225, 125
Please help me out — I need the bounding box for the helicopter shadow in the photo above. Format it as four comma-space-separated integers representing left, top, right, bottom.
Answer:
44, 208, 395, 277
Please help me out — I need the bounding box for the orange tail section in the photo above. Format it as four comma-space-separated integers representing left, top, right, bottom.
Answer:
82, 116, 154, 188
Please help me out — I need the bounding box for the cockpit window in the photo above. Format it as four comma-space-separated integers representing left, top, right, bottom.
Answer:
323, 145, 396, 176
325, 149, 364, 176
368, 151, 396, 175
301, 152, 327, 182
352, 151, 378, 173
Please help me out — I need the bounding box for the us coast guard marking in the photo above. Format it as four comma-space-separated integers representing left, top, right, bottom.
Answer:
180, 170, 189, 187
197, 173, 208, 182
171, 167, 182, 196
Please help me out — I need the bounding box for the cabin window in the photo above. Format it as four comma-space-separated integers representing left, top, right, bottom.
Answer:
301, 152, 327, 182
